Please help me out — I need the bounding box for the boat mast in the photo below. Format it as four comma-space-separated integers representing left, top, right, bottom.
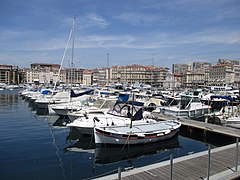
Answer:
52, 25, 73, 95
70, 16, 77, 88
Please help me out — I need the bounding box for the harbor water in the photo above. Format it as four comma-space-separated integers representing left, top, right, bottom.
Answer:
0, 89, 235, 180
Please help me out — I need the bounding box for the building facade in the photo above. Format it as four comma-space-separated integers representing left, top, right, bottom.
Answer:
82, 70, 93, 85
172, 64, 190, 74
0, 64, 20, 84
209, 63, 235, 86
111, 64, 168, 86
26, 63, 65, 84
65, 68, 84, 84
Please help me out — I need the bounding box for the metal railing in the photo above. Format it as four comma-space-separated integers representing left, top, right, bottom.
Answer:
116, 138, 239, 180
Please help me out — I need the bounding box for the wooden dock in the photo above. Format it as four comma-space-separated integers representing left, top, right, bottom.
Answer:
93, 115, 240, 180
94, 143, 240, 180
154, 114, 240, 138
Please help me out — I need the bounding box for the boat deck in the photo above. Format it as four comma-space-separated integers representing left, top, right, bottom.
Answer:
102, 120, 179, 133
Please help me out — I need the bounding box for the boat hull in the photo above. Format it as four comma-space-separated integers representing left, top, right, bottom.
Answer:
94, 121, 181, 145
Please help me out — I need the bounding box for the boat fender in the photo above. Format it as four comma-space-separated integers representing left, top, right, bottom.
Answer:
165, 130, 171, 134
137, 133, 145, 137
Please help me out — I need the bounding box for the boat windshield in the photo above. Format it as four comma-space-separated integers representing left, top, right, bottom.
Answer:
107, 102, 141, 118
92, 99, 116, 109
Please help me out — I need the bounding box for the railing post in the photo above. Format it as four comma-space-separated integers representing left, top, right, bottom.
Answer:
170, 152, 173, 180
236, 138, 239, 172
118, 167, 121, 180
207, 144, 211, 180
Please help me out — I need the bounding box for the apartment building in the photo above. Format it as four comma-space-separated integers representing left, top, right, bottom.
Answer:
217, 59, 240, 84
209, 63, 235, 86
172, 63, 191, 74
111, 64, 168, 86
192, 62, 211, 74
111, 64, 147, 84
65, 68, 84, 84
82, 70, 93, 86
25, 63, 65, 84
0, 64, 20, 84
182, 70, 205, 87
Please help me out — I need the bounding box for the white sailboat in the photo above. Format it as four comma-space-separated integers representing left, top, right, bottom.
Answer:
34, 16, 80, 115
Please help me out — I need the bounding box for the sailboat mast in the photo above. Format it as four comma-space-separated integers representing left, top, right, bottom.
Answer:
70, 16, 76, 87
52, 26, 73, 95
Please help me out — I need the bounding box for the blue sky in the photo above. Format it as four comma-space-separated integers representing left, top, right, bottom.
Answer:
0, 0, 240, 69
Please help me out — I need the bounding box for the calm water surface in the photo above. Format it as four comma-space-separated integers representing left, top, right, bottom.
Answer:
0, 89, 235, 180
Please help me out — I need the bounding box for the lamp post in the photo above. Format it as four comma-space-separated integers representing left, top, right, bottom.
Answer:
107, 53, 110, 86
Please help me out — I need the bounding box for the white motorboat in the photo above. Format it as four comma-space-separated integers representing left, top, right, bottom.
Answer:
35, 89, 93, 114
67, 97, 117, 121
155, 94, 211, 120
67, 100, 156, 135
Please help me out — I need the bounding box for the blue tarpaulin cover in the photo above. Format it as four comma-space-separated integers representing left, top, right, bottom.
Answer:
70, 89, 94, 97
210, 95, 235, 102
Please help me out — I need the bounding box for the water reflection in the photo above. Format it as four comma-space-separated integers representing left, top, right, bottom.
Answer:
0, 93, 19, 107
180, 125, 236, 147
94, 135, 180, 165
65, 128, 180, 166
65, 128, 95, 151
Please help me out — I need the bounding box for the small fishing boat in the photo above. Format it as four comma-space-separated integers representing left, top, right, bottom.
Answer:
94, 110, 181, 145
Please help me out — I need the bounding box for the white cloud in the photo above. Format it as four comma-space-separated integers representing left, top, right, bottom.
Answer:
78, 13, 109, 29
176, 29, 240, 45
115, 12, 160, 25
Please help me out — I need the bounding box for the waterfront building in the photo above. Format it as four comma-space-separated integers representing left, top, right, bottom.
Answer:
82, 70, 93, 86
97, 68, 109, 86
0, 64, 20, 84
25, 63, 65, 84
182, 70, 205, 87
178, 62, 211, 87
111, 64, 168, 86
172, 63, 190, 74
65, 68, 84, 84
173, 73, 184, 89
192, 62, 211, 74
209, 63, 235, 86
92, 68, 100, 85
217, 59, 240, 85
25, 63, 85, 85
162, 72, 182, 90
4, 58, 240, 88
150, 67, 169, 87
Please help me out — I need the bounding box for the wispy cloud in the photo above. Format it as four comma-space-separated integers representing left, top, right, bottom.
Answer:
175, 29, 240, 45
78, 13, 109, 29
115, 12, 160, 25
76, 34, 135, 48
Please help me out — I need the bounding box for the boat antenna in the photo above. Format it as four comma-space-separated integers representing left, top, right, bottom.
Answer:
130, 92, 134, 128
